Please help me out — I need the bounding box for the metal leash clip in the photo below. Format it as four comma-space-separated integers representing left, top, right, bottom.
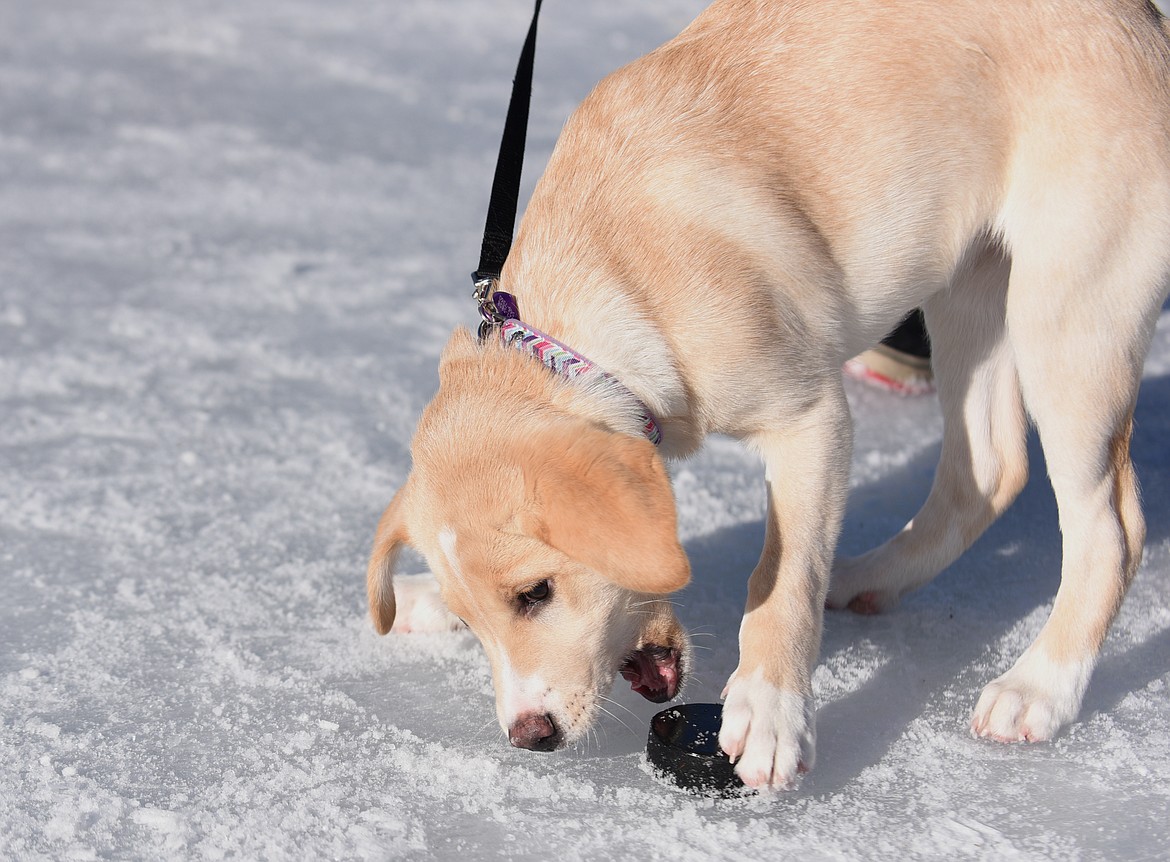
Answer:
473, 272, 505, 340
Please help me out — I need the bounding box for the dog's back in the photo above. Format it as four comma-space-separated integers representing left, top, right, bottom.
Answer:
514, 0, 1170, 358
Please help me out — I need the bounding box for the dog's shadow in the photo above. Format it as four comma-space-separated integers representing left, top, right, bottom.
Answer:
675, 371, 1170, 794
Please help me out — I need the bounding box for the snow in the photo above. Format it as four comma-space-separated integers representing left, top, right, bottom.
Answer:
2, 0, 1169, 859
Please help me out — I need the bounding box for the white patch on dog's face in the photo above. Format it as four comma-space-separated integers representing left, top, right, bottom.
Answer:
437, 524, 501, 641
494, 649, 554, 730
437, 527, 474, 614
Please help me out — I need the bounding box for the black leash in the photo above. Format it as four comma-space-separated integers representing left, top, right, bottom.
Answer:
473, 0, 544, 325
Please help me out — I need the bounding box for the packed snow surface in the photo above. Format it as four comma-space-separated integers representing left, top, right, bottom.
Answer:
2, 1, 1169, 859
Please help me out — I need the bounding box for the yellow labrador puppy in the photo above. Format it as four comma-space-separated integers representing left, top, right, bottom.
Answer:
368, 0, 1170, 789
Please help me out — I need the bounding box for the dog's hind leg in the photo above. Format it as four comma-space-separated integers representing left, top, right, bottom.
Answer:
827, 242, 1029, 614
969, 207, 1169, 743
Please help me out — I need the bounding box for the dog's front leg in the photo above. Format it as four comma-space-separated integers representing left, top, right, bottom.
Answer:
720, 390, 851, 790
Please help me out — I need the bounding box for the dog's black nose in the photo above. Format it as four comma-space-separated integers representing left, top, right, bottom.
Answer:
508, 713, 561, 751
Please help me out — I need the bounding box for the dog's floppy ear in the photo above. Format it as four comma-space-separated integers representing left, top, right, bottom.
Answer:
535, 431, 690, 595
367, 480, 415, 635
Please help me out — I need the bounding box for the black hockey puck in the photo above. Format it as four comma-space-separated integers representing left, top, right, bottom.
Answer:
646, 703, 746, 796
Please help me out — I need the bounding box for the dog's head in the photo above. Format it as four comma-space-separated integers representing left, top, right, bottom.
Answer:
368, 328, 690, 750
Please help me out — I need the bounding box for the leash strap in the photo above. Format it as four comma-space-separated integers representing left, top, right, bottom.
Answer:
467, 1, 664, 448
474, 0, 544, 287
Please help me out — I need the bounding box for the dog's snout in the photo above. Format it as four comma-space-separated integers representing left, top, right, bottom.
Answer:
508, 712, 561, 751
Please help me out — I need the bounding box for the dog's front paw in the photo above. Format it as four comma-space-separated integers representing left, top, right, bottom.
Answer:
971, 648, 1092, 743
719, 668, 815, 791
391, 574, 464, 634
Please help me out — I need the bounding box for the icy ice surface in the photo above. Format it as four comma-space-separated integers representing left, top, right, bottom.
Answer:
2, 1, 1169, 859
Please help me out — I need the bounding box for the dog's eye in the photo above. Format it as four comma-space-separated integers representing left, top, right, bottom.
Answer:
518, 579, 551, 608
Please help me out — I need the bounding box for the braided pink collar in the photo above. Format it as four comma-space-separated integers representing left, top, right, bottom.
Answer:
482, 290, 662, 446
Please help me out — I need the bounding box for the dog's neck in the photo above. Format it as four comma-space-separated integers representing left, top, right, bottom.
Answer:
490, 314, 663, 446
495, 277, 696, 457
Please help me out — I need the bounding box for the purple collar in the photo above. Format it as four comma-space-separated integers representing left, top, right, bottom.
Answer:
478, 289, 663, 447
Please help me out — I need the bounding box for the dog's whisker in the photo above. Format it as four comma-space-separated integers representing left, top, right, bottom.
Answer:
596, 696, 644, 733
469, 714, 496, 736
626, 599, 683, 610
578, 722, 603, 756
597, 693, 641, 720
594, 692, 641, 725
622, 603, 678, 617
675, 670, 709, 701
468, 715, 501, 746
594, 703, 635, 736
594, 705, 633, 734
